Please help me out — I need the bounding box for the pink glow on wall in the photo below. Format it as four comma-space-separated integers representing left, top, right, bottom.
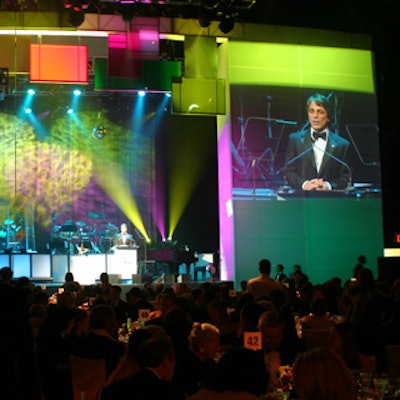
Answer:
108, 32, 141, 78
108, 33, 126, 49
138, 30, 159, 55
107, 29, 159, 78
217, 120, 235, 282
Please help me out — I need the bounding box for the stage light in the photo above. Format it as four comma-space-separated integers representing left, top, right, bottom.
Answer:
198, 9, 213, 28
25, 108, 32, 114
92, 126, 106, 140
67, 108, 74, 114
219, 15, 235, 33
165, 92, 172, 97
73, 88, 82, 96
64, 0, 89, 12
138, 90, 146, 97
27, 88, 36, 95
67, 9, 85, 28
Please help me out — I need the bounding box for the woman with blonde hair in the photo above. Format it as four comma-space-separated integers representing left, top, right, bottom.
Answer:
173, 322, 220, 397
188, 322, 221, 360
293, 347, 357, 400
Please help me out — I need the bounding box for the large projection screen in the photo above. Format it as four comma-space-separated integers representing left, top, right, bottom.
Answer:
226, 40, 383, 286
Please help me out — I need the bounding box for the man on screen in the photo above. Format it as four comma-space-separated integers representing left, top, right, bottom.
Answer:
283, 93, 351, 191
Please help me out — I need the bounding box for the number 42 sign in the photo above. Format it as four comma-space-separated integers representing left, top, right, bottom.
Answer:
243, 331, 262, 351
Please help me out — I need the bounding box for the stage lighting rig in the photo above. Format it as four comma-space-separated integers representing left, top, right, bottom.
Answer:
0, 68, 9, 101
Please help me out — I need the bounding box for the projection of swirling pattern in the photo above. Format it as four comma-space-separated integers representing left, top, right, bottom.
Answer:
0, 110, 132, 227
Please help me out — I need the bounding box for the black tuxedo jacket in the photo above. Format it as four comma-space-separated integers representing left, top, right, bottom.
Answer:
100, 368, 185, 400
283, 129, 351, 190
113, 233, 135, 247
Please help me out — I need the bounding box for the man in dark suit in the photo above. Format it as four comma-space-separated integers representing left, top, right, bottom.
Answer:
100, 334, 185, 400
113, 222, 135, 247
284, 93, 351, 191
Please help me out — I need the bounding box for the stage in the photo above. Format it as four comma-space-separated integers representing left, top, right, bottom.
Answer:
1, 251, 229, 296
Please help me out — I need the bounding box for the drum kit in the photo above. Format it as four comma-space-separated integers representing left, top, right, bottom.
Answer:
51, 211, 119, 254
0, 212, 25, 251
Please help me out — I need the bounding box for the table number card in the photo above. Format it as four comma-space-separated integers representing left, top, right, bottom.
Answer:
244, 331, 262, 351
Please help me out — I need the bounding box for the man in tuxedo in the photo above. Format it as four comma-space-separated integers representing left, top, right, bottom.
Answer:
284, 93, 351, 191
100, 334, 185, 400
113, 222, 135, 247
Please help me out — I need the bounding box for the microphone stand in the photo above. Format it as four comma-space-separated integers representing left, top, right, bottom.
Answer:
276, 145, 315, 175
135, 228, 147, 273
267, 95, 273, 139
313, 143, 353, 190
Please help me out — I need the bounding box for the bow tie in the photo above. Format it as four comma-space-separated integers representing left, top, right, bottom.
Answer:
312, 130, 327, 141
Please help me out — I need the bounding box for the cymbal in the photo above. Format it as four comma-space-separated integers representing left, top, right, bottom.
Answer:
76, 221, 87, 226
3, 218, 14, 225
87, 212, 101, 219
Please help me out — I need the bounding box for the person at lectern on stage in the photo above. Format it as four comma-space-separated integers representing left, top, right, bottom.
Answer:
283, 93, 352, 191
113, 223, 136, 248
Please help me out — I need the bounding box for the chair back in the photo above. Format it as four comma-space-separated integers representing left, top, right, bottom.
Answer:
387, 344, 400, 378
70, 355, 106, 400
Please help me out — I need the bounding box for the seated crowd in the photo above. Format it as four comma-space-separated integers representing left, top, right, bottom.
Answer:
1, 255, 400, 400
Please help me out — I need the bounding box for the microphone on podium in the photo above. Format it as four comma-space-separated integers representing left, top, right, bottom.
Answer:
276, 145, 314, 175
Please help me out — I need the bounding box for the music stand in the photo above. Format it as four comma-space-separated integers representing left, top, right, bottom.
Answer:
345, 123, 381, 186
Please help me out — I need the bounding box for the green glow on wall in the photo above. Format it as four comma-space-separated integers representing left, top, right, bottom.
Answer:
229, 42, 375, 93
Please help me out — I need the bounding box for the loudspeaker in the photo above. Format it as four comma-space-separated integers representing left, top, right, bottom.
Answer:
177, 274, 191, 283
108, 274, 121, 284
132, 273, 152, 284
162, 274, 175, 284
378, 257, 400, 284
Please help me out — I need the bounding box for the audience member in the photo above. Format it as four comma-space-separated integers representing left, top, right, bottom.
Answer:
57, 289, 78, 309
247, 259, 284, 301
71, 304, 125, 377
70, 307, 90, 339
146, 290, 178, 326
62, 272, 84, 305
258, 309, 305, 387
109, 284, 129, 326
290, 276, 314, 316
0, 266, 41, 400
174, 322, 220, 396
293, 347, 357, 400
36, 306, 77, 400
327, 321, 372, 372
104, 327, 152, 386
374, 297, 400, 372
207, 299, 239, 346
274, 264, 288, 282
353, 255, 367, 279
349, 267, 386, 359
236, 301, 268, 345
323, 277, 342, 315
301, 297, 335, 350
190, 286, 212, 323
93, 272, 112, 306
126, 285, 155, 322
100, 334, 185, 400
28, 302, 48, 349
187, 346, 269, 400
163, 304, 193, 361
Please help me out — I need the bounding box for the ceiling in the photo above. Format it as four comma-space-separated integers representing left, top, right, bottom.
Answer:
1, 0, 399, 36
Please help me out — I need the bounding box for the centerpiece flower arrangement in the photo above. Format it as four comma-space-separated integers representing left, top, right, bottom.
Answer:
273, 366, 294, 399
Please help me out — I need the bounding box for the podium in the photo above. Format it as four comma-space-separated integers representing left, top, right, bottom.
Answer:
107, 248, 138, 279
69, 249, 138, 285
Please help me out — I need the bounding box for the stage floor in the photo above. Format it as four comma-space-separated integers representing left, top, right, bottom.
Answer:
34, 279, 234, 300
